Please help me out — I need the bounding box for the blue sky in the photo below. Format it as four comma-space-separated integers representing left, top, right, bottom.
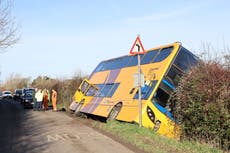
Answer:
1, 0, 230, 82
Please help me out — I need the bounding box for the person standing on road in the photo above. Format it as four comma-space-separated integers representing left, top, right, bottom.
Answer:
52, 89, 57, 111
47, 89, 51, 107
43, 89, 49, 111
35, 89, 43, 111
33, 88, 38, 111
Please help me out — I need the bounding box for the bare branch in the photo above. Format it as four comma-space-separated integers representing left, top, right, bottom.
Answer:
0, 0, 19, 52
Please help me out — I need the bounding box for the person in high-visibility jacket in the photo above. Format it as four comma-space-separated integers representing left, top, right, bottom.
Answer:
43, 89, 49, 110
51, 89, 57, 111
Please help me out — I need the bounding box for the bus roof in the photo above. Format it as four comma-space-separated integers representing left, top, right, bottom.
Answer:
90, 42, 184, 74
101, 42, 182, 63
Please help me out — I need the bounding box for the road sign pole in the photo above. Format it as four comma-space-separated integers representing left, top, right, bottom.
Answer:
138, 53, 142, 127
130, 35, 145, 128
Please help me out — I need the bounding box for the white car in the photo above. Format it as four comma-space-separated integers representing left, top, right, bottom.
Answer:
2, 91, 13, 99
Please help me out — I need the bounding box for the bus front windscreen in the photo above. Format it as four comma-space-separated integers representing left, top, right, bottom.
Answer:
166, 47, 198, 86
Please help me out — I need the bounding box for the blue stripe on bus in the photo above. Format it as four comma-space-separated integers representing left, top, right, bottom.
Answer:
162, 79, 175, 90
153, 101, 175, 122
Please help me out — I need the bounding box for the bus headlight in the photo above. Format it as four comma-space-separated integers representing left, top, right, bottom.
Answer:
146, 106, 161, 131
146, 106, 155, 123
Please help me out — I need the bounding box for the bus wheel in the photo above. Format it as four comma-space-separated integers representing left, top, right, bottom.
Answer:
75, 101, 84, 117
107, 103, 122, 121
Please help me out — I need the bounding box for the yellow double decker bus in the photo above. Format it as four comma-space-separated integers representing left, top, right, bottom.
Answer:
70, 42, 198, 138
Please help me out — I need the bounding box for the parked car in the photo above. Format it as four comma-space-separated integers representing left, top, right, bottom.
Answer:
21, 88, 35, 102
22, 88, 35, 96
2, 91, 13, 99
22, 88, 35, 108
0, 92, 2, 99
13, 89, 23, 101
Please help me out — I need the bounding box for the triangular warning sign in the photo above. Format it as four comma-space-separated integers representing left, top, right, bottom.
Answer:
129, 36, 146, 55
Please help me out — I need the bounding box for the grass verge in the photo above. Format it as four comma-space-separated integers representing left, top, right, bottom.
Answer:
93, 121, 223, 153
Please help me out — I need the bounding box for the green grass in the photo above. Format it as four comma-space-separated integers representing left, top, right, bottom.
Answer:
94, 121, 223, 153
57, 102, 65, 110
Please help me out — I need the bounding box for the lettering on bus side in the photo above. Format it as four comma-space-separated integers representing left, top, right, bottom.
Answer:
147, 67, 160, 80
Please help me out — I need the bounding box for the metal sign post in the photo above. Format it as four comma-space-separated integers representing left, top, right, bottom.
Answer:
130, 35, 146, 128
137, 47, 142, 127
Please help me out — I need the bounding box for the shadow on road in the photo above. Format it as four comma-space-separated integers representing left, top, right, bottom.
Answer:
0, 99, 52, 153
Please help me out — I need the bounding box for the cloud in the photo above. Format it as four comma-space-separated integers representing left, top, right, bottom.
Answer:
126, 9, 189, 24
123, 5, 200, 24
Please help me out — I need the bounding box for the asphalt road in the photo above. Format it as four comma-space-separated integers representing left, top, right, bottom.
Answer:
0, 99, 135, 153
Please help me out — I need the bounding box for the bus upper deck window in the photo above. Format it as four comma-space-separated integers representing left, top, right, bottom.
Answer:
153, 47, 173, 63
141, 50, 158, 65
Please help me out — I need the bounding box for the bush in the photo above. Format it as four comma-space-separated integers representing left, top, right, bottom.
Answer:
172, 57, 230, 150
31, 74, 84, 110
54, 75, 84, 110
32, 76, 58, 90
1, 74, 31, 91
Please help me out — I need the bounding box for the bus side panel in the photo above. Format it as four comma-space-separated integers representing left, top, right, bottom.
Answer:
88, 67, 138, 119
81, 96, 95, 107
115, 101, 139, 122
80, 97, 116, 118
89, 71, 110, 84
114, 67, 136, 99
92, 102, 114, 117
81, 97, 103, 114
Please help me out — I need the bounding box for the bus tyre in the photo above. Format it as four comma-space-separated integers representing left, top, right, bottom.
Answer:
107, 103, 122, 121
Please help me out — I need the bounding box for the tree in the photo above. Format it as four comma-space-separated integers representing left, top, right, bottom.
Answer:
0, 0, 18, 51
1, 74, 31, 91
